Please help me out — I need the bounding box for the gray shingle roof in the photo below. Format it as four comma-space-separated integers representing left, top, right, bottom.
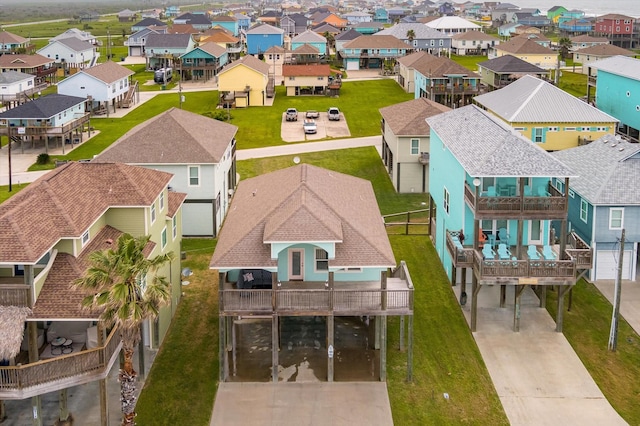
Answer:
551, 135, 640, 205
94, 107, 237, 164
590, 55, 640, 80
145, 33, 193, 49
81, 61, 134, 84
334, 28, 361, 41
477, 54, 548, 74
0, 70, 34, 84
574, 43, 635, 56
292, 30, 326, 43
379, 98, 450, 136
0, 94, 86, 119
376, 23, 450, 40
426, 105, 574, 178
56, 37, 95, 52
246, 23, 284, 35
210, 164, 396, 269
474, 75, 618, 123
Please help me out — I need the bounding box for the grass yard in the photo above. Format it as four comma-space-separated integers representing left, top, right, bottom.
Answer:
546, 279, 640, 424
135, 148, 507, 425
450, 55, 487, 72
0, 184, 28, 204
557, 71, 588, 98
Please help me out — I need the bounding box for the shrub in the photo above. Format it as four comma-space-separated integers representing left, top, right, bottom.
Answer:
203, 110, 232, 122
36, 153, 50, 165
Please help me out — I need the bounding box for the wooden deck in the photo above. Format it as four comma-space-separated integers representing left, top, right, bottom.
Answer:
0, 327, 121, 400
220, 263, 414, 316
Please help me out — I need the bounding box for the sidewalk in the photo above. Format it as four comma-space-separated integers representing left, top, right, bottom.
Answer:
452, 283, 626, 425
594, 279, 640, 336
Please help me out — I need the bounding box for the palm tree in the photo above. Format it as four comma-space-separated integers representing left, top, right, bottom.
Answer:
323, 31, 335, 54
558, 37, 572, 60
74, 233, 174, 426
406, 29, 416, 45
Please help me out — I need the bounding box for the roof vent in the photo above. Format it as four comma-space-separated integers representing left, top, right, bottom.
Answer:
611, 143, 617, 147
619, 147, 625, 151
105, 238, 113, 245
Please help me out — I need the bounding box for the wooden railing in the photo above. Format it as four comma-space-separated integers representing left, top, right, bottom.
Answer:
445, 231, 474, 267
0, 326, 121, 400
0, 113, 90, 137
0, 284, 29, 307
473, 251, 576, 283
428, 84, 480, 94
383, 208, 429, 235
566, 231, 593, 269
464, 182, 567, 219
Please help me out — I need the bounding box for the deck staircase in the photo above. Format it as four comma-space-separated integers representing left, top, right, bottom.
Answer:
266, 75, 275, 98
121, 81, 138, 108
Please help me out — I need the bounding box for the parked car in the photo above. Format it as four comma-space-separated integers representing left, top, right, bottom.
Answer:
286, 108, 298, 121
306, 110, 319, 119
328, 107, 340, 121
303, 119, 317, 134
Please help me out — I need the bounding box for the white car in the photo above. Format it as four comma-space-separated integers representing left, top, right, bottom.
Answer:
303, 119, 317, 134
328, 107, 340, 121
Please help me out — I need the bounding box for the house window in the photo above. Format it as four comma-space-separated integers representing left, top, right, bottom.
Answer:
337, 267, 362, 272
609, 208, 624, 230
568, 189, 575, 198
555, 179, 563, 192
410, 139, 419, 155
315, 248, 329, 271
81, 230, 90, 247
580, 199, 588, 223
564, 127, 576, 131
430, 40, 435, 46
317, 77, 323, 80
462, 40, 466, 46
151, 202, 156, 224
159, 192, 164, 211
533, 127, 544, 143
443, 187, 450, 214
289, 76, 295, 80
172, 215, 177, 239
439, 40, 444, 46
188, 166, 200, 186
513, 127, 525, 131
161, 227, 167, 249
548, 126, 558, 132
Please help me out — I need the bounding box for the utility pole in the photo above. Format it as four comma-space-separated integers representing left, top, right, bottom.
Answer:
608, 228, 625, 352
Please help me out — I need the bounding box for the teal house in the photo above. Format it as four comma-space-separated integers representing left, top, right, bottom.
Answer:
589, 55, 640, 142
291, 30, 327, 55
374, 8, 389, 23
340, 35, 411, 71
211, 15, 239, 36
179, 42, 228, 80
427, 105, 589, 332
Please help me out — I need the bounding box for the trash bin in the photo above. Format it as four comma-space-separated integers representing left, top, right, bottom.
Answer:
161, 85, 166, 90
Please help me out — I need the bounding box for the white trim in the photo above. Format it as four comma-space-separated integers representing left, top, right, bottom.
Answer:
161, 227, 167, 249
151, 202, 157, 224
172, 215, 177, 239
81, 230, 90, 247
314, 248, 329, 272
608, 207, 624, 230
580, 199, 588, 222
188, 165, 200, 187
288, 248, 304, 280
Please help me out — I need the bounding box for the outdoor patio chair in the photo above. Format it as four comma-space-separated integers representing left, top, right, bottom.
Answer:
524, 186, 533, 196
498, 228, 509, 243
537, 186, 550, 197
486, 186, 497, 197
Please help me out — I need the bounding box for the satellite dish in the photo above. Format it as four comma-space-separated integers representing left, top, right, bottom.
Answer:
293, 156, 300, 164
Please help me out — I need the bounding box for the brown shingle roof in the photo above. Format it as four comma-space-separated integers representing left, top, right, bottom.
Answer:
210, 164, 396, 269
82, 61, 134, 84
293, 43, 320, 54
167, 191, 187, 218
379, 98, 450, 136
412, 53, 480, 78
397, 51, 430, 68
0, 53, 54, 68
220, 54, 270, 76
497, 37, 554, 54
0, 163, 173, 264
197, 41, 227, 57
575, 44, 635, 56
0, 31, 27, 45
31, 225, 157, 320
282, 64, 331, 77
343, 35, 409, 49
168, 24, 198, 34
202, 31, 240, 43
94, 107, 237, 164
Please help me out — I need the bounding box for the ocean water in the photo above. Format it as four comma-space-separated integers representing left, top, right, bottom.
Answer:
510, 0, 640, 17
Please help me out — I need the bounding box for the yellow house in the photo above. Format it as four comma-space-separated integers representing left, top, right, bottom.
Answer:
490, 37, 557, 69
218, 55, 270, 107
282, 64, 331, 96
474, 75, 618, 151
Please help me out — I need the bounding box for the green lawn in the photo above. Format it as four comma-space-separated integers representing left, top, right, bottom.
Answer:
0, 184, 27, 204
557, 71, 588, 98
135, 148, 507, 425
546, 279, 640, 424
450, 55, 487, 72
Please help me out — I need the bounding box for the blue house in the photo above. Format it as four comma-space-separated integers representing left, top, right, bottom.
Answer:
164, 6, 180, 18
589, 55, 640, 142
210, 164, 414, 382
559, 18, 593, 33
375, 23, 451, 54
413, 54, 481, 106
234, 13, 251, 32
427, 105, 585, 332
551, 135, 640, 281
291, 30, 327, 55
246, 23, 284, 55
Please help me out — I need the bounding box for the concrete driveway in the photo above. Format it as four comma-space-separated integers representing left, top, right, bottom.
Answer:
281, 112, 350, 143
595, 278, 640, 336
210, 382, 393, 426
452, 284, 626, 425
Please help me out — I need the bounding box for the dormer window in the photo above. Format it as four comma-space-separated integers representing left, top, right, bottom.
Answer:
81, 230, 90, 247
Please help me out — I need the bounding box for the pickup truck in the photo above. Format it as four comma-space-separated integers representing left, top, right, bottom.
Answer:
306, 110, 319, 119
285, 108, 298, 121
328, 107, 340, 121
303, 119, 317, 134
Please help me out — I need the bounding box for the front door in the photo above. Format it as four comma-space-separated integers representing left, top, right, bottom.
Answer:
528, 220, 543, 245
288, 248, 304, 280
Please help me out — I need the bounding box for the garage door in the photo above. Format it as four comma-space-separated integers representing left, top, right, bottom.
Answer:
595, 249, 632, 280
346, 61, 359, 71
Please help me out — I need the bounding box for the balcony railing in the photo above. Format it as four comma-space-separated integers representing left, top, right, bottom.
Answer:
0, 284, 29, 307
445, 231, 474, 268
0, 326, 121, 400
473, 251, 576, 284
0, 113, 90, 137
220, 272, 413, 316
427, 83, 480, 94
464, 182, 567, 219
566, 231, 593, 269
